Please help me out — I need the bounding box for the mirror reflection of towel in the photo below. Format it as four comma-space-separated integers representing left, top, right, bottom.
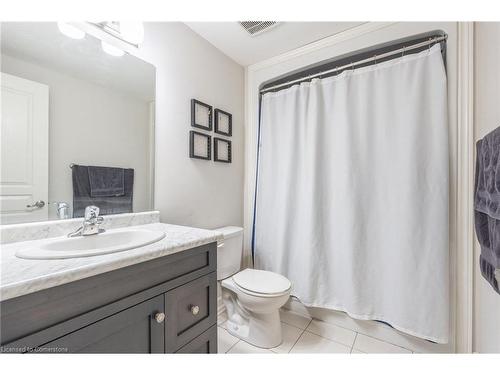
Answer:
474, 127, 500, 294
72, 164, 134, 218
88, 166, 125, 197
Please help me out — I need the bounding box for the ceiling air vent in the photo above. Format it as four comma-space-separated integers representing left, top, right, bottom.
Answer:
239, 21, 279, 36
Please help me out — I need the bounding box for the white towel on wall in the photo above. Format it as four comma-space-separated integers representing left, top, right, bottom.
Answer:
254, 44, 449, 343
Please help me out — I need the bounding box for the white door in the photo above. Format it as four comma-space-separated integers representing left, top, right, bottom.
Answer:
1, 73, 49, 224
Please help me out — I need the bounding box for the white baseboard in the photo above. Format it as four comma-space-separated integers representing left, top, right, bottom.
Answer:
284, 297, 453, 353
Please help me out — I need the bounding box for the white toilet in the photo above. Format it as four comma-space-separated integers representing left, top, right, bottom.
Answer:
215, 226, 291, 349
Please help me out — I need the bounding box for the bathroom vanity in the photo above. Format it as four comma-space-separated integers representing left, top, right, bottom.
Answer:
0, 213, 220, 354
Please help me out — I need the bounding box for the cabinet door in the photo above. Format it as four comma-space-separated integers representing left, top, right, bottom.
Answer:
165, 273, 217, 352
37, 295, 164, 353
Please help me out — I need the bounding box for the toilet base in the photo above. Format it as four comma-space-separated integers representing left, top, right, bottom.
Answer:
220, 270, 291, 349
225, 308, 283, 349
221, 283, 287, 349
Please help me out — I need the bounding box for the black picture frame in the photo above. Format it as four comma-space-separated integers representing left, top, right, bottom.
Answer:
213, 137, 232, 163
214, 108, 232, 136
191, 99, 212, 131
189, 131, 211, 160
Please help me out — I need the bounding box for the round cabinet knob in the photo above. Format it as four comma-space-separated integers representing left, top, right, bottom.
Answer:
154, 312, 165, 323
190, 305, 200, 316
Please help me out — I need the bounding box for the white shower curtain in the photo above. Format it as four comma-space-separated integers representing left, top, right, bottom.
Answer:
254, 44, 449, 343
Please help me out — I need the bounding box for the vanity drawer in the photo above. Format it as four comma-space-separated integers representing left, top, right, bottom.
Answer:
165, 272, 217, 352
176, 325, 217, 354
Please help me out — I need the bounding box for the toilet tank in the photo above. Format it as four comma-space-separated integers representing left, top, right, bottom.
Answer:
215, 226, 243, 280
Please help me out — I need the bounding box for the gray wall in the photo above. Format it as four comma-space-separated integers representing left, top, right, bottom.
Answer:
134, 22, 245, 229
1, 54, 152, 218
473, 22, 500, 353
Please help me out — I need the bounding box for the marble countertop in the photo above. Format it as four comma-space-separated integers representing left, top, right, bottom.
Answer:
0, 222, 222, 302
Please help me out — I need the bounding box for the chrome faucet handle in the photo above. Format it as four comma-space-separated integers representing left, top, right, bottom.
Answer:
80, 205, 105, 236
67, 206, 104, 237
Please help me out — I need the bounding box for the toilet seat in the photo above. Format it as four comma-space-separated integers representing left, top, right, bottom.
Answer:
232, 268, 291, 297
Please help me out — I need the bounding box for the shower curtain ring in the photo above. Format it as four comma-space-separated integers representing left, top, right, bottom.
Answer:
402, 46, 405, 57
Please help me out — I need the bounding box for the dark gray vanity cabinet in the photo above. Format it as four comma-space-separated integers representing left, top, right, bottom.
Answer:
0, 242, 218, 354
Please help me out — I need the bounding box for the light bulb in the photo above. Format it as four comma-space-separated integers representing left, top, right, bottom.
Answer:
57, 22, 85, 39
119, 21, 144, 45
101, 41, 125, 57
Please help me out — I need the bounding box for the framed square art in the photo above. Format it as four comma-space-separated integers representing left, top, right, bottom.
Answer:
214, 108, 232, 136
191, 99, 212, 131
189, 131, 211, 160
213, 137, 232, 163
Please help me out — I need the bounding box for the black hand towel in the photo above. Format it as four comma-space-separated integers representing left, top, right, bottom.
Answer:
475, 127, 500, 294
88, 166, 125, 197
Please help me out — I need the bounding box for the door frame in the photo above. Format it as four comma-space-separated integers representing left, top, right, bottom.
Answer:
455, 22, 475, 353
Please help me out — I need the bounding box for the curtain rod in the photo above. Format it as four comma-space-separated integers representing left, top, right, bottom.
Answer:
260, 35, 448, 94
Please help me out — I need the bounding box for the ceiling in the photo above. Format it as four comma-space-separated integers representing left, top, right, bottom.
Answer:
1, 22, 155, 101
185, 22, 365, 66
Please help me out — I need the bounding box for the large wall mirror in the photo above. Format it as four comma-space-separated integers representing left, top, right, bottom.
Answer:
0, 22, 155, 225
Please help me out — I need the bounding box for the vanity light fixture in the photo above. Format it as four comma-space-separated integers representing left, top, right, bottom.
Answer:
57, 21, 145, 57
57, 22, 85, 39
93, 21, 145, 47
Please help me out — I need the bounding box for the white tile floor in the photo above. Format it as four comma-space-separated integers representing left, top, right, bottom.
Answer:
218, 309, 413, 354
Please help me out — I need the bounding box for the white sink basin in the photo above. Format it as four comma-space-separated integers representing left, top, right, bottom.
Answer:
15, 228, 166, 260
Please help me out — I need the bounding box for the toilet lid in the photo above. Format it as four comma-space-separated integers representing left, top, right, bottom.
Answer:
232, 268, 291, 295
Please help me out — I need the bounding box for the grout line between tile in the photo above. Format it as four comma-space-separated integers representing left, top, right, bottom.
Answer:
353, 332, 413, 353
350, 332, 358, 353
306, 317, 414, 353
269, 322, 306, 354
310, 330, 352, 348
303, 319, 313, 331
292, 329, 352, 353
305, 319, 360, 349
225, 338, 240, 353
288, 325, 310, 353
288, 324, 308, 353
218, 325, 240, 354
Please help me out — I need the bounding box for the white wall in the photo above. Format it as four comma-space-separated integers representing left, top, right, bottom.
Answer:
133, 23, 245, 229
245, 22, 459, 353
1, 54, 152, 218
473, 22, 500, 353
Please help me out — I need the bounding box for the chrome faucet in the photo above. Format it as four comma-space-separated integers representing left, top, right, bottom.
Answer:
68, 205, 105, 237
